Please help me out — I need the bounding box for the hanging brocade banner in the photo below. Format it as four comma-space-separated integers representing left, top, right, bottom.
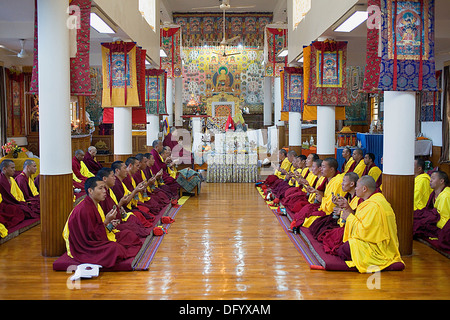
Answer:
302, 44, 346, 121
362, 0, 382, 93
377, 0, 437, 92
265, 27, 288, 77
101, 41, 140, 108
30, 0, 92, 95
280, 67, 304, 113
161, 27, 182, 78
136, 46, 147, 107
306, 40, 350, 107
145, 69, 167, 115
421, 70, 442, 121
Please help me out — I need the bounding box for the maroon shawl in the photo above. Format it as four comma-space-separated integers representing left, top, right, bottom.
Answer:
83, 152, 103, 175
66, 196, 142, 268
0, 173, 39, 219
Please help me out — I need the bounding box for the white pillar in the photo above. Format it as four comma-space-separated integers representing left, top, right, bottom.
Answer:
146, 113, 159, 146
165, 77, 173, 127
383, 91, 416, 175
263, 77, 272, 126
316, 106, 335, 156
289, 112, 302, 147
38, 0, 71, 175
114, 107, 132, 155
174, 77, 183, 127
274, 77, 283, 126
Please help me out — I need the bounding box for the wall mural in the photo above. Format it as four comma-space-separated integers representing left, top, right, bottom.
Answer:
181, 46, 265, 115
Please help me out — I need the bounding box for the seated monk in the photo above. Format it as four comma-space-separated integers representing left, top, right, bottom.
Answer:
263, 149, 291, 188
413, 170, 450, 251
150, 141, 180, 196
97, 168, 151, 239
122, 156, 167, 215
62, 177, 142, 269
134, 154, 170, 204
110, 160, 155, 227
413, 158, 432, 211
337, 175, 405, 273
340, 147, 354, 174
14, 159, 40, 211
348, 148, 366, 177
271, 151, 299, 199
0, 159, 39, 219
362, 152, 382, 188
163, 146, 179, 180
282, 157, 321, 215
72, 149, 95, 182
0, 160, 28, 237
145, 153, 177, 200
83, 146, 103, 175
309, 172, 362, 255
291, 158, 345, 231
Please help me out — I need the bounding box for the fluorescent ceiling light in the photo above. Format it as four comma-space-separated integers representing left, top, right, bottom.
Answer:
160, 49, 167, 58
90, 12, 115, 33
334, 11, 368, 32
277, 48, 288, 58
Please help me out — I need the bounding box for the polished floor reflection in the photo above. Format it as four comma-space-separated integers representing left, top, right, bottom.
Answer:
0, 182, 449, 299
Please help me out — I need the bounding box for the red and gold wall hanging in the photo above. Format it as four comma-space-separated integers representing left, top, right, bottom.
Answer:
101, 41, 140, 108
160, 27, 182, 78
145, 69, 167, 115
29, 0, 92, 95
265, 27, 288, 77
377, 0, 437, 92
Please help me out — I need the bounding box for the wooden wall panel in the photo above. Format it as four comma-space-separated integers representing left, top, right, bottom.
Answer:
382, 173, 415, 256
40, 173, 73, 257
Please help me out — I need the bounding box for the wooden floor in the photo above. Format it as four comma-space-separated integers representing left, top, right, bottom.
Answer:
0, 182, 450, 300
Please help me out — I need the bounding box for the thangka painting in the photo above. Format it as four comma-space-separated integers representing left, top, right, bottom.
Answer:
161, 27, 182, 78
6, 69, 25, 136
280, 67, 304, 113
345, 66, 369, 126
265, 27, 288, 77
182, 46, 264, 113
101, 41, 141, 108
145, 69, 167, 115
421, 70, 442, 121
30, 0, 92, 95
378, 0, 437, 91
306, 40, 349, 107
174, 13, 272, 47
362, 0, 382, 93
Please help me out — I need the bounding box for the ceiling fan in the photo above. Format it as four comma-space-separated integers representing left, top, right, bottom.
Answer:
191, 0, 256, 12
0, 39, 29, 59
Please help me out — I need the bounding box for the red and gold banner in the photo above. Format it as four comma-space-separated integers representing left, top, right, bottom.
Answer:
160, 27, 182, 78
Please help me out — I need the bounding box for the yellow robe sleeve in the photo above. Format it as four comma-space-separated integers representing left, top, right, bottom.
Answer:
368, 166, 382, 184
28, 176, 39, 196
275, 158, 291, 179
0, 194, 8, 238
343, 193, 404, 273
353, 161, 366, 178
73, 173, 82, 183
343, 158, 354, 174
414, 173, 433, 211
9, 177, 25, 202
435, 187, 450, 229
80, 161, 95, 178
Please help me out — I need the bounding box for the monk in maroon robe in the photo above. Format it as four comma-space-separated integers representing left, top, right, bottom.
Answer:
122, 157, 167, 215
14, 159, 40, 212
0, 160, 39, 220
134, 154, 171, 204
64, 177, 142, 269
150, 140, 180, 196
97, 168, 151, 239
83, 146, 103, 175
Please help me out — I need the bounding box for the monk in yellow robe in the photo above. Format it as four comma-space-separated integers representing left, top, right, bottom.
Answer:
362, 152, 382, 188
413, 158, 432, 211
413, 170, 450, 248
264, 149, 292, 188
291, 158, 345, 231
338, 176, 405, 273
348, 148, 366, 177
340, 147, 354, 174
72, 149, 95, 183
